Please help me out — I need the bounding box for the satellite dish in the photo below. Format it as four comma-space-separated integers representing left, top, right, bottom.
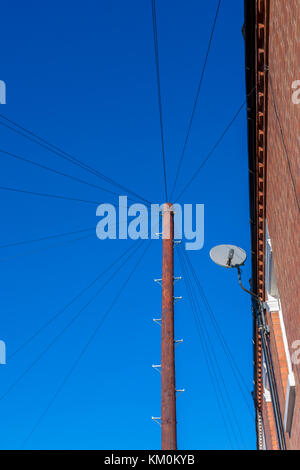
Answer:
209, 244, 247, 269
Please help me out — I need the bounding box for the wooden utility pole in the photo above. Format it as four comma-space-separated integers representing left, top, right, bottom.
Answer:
161, 203, 177, 450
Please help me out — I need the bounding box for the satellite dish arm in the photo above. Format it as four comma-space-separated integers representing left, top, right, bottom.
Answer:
236, 266, 262, 302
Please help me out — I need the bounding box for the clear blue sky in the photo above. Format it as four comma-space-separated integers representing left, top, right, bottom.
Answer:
0, 0, 256, 450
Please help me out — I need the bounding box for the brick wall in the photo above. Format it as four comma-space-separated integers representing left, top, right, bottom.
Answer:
263, 400, 279, 450
265, 0, 300, 450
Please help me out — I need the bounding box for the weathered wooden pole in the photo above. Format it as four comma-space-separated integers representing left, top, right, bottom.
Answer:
161, 202, 177, 450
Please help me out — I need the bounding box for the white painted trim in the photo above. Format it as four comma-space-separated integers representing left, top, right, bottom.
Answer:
263, 389, 271, 403
266, 296, 279, 313
265, 236, 272, 295
284, 372, 296, 434
278, 300, 293, 375
262, 356, 271, 402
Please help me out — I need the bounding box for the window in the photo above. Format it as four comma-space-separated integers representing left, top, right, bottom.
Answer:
265, 222, 296, 434
265, 227, 279, 305
262, 352, 271, 402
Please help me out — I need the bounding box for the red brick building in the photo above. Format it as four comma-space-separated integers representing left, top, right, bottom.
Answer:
244, 0, 300, 450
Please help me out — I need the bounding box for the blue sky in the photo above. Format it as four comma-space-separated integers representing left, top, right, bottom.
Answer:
0, 0, 256, 449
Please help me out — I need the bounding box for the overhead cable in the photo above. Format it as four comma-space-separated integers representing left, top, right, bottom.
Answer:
22, 240, 152, 447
